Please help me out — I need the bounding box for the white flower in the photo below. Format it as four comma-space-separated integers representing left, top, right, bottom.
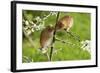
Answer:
35, 16, 41, 22
25, 20, 29, 25
36, 26, 40, 30
26, 29, 32, 35
29, 21, 35, 25
81, 40, 91, 53
43, 17, 48, 20
33, 24, 36, 28
50, 12, 57, 16
24, 26, 28, 30
31, 28, 34, 32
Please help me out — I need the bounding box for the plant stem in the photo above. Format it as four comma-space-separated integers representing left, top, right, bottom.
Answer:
22, 27, 35, 48
55, 37, 74, 45
67, 31, 81, 42
49, 12, 60, 61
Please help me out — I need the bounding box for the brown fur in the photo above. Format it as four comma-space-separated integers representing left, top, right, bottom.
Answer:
40, 26, 54, 49
56, 15, 73, 31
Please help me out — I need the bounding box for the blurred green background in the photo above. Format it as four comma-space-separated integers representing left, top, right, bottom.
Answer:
22, 10, 91, 63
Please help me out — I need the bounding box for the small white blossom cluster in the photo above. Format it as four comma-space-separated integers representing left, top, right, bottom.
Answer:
50, 12, 58, 16
81, 40, 91, 53
23, 19, 45, 35
23, 12, 57, 35
35, 16, 42, 22
43, 12, 57, 20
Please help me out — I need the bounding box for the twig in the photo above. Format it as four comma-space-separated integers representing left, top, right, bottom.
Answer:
22, 27, 35, 48
55, 37, 75, 46
49, 12, 60, 61
46, 53, 50, 61
67, 31, 81, 42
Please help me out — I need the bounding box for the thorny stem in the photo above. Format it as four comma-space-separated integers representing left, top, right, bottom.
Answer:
55, 37, 75, 46
67, 32, 81, 42
49, 12, 60, 61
